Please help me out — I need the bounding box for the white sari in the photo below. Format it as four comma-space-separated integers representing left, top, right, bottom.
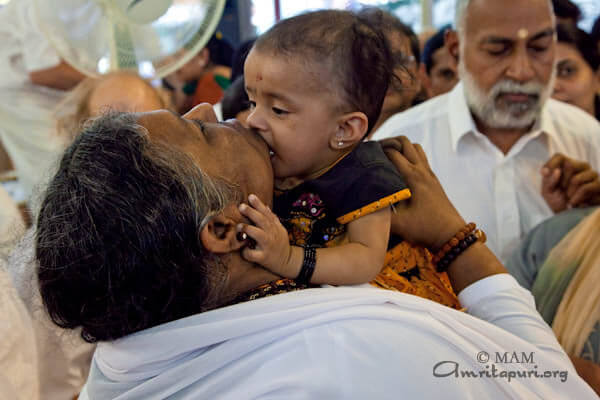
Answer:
81, 275, 595, 399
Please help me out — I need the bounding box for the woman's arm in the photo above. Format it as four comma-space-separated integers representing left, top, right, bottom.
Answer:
238, 195, 390, 285
381, 136, 506, 293
570, 356, 600, 396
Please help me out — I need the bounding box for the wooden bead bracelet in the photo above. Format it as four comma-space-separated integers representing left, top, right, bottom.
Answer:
432, 223, 476, 264
432, 223, 487, 272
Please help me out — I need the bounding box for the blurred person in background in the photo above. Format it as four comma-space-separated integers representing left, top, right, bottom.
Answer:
56, 71, 172, 141
417, 29, 436, 55
592, 16, 600, 84
507, 206, 600, 395
552, 24, 600, 120
0, 0, 85, 201
221, 76, 251, 126
373, 0, 600, 262
592, 15, 600, 51
164, 33, 234, 114
230, 38, 256, 82
552, 0, 582, 27
359, 8, 425, 134
215, 38, 256, 122
420, 25, 459, 98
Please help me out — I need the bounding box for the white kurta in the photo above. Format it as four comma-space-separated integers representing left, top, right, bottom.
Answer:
0, 0, 69, 199
372, 83, 600, 263
80, 275, 595, 399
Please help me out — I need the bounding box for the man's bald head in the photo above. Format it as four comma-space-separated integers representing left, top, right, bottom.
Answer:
448, 0, 557, 132
88, 72, 166, 115
455, 0, 554, 36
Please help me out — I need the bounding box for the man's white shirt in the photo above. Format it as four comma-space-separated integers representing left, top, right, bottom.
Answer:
373, 82, 600, 262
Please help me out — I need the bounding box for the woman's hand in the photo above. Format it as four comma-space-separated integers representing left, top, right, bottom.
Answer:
237, 194, 298, 277
381, 136, 466, 250
382, 136, 506, 293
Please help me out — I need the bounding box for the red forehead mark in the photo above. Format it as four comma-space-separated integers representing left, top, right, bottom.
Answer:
256, 73, 263, 81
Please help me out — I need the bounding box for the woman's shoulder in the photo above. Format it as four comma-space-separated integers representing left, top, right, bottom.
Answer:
506, 207, 598, 288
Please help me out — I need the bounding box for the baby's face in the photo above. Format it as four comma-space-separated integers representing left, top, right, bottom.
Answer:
244, 49, 344, 181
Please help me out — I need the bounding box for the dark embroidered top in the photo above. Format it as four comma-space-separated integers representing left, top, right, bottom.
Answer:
273, 142, 461, 310
273, 141, 410, 248
230, 279, 312, 305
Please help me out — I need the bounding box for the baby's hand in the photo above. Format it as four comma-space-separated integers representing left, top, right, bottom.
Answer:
238, 194, 295, 276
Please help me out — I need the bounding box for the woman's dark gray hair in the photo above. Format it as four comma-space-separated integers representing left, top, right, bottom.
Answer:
36, 112, 241, 343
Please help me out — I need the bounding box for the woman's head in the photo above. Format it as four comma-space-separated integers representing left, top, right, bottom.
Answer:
552, 24, 600, 117
244, 10, 395, 180
37, 106, 276, 342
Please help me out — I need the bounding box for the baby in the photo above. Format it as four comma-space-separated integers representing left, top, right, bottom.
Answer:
237, 10, 457, 304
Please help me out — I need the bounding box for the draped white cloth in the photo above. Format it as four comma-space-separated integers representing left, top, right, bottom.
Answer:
81, 275, 595, 399
7, 229, 95, 400
0, 260, 38, 400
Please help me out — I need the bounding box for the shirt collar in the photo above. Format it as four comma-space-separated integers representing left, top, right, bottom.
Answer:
538, 100, 559, 142
448, 82, 558, 151
448, 82, 477, 152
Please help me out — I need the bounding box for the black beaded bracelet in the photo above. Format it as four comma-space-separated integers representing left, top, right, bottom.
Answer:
296, 246, 317, 284
435, 233, 477, 273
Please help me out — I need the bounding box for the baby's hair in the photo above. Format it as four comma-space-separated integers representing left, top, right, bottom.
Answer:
252, 9, 395, 136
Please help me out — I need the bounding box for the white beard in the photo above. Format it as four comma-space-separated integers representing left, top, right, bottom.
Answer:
459, 59, 556, 130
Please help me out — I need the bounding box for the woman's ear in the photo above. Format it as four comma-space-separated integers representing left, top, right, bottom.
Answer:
329, 112, 369, 150
200, 213, 245, 254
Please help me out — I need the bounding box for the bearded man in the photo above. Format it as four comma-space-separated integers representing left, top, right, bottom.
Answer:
372, 0, 600, 262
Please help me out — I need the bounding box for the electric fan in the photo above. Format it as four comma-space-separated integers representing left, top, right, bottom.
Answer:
34, 0, 226, 79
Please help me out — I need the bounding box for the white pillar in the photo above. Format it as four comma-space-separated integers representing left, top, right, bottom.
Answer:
421, 0, 434, 32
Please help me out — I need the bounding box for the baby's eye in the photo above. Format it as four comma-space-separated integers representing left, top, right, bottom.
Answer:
272, 107, 288, 115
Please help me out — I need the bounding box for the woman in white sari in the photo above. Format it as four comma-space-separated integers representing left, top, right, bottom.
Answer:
35, 105, 596, 399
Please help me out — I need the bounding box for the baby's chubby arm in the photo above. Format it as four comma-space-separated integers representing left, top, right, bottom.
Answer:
238, 195, 390, 285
